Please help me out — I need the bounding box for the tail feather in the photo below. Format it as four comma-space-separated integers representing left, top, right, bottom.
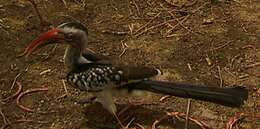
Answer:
122, 80, 248, 107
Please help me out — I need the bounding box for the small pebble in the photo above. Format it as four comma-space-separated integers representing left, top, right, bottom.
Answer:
40, 100, 44, 103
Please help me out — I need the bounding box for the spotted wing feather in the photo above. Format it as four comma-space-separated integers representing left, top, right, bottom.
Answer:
66, 63, 158, 91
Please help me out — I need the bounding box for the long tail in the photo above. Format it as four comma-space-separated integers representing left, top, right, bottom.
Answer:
123, 80, 248, 107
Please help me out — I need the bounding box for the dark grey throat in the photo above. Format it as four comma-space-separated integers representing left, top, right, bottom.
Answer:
64, 46, 92, 70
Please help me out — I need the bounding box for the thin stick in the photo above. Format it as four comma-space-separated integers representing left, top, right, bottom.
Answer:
226, 113, 246, 129
245, 62, 260, 69
62, 79, 68, 94
163, 0, 183, 7
185, 99, 191, 129
39, 69, 51, 75
125, 117, 135, 128
27, 0, 45, 25
132, 0, 140, 15
119, 42, 129, 57
61, 0, 68, 8
44, 44, 58, 60
0, 109, 8, 124
217, 66, 223, 87
10, 73, 22, 90
113, 112, 125, 129
208, 41, 233, 52
153, 112, 210, 129
1, 119, 48, 129
160, 4, 196, 36
187, 63, 192, 71
102, 30, 129, 35
57, 79, 68, 100
159, 95, 170, 102
257, 88, 260, 95
136, 123, 145, 129
133, 12, 161, 35
135, 18, 178, 37
164, 15, 190, 36
3, 82, 23, 102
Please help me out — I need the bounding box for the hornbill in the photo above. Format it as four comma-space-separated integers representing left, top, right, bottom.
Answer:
20, 22, 248, 127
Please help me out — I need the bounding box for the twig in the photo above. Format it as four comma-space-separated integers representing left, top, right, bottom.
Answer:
16, 87, 48, 112
54, 13, 80, 23
10, 73, 22, 90
1, 124, 9, 129
0, 22, 10, 35
125, 117, 135, 128
159, 95, 170, 102
62, 79, 68, 94
152, 120, 160, 129
57, 79, 68, 100
205, 57, 212, 66
119, 42, 129, 57
226, 113, 246, 129
191, 2, 210, 14
187, 63, 192, 71
245, 62, 260, 69
238, 74, 249, 79
131, 0, 140, 16
163, 0, 183, 7
113, 112, 125, 129
39, 69, 51, 75
133, 12, 161, 35
27, 0, 48, 25
0, 109, 8, 125
136, 123, 145, 129
185, 0, 198, 7
223, 68, 236, 79
61, 0, 68, 8
152, 112, 210, 129
165, 2, 209, 37
217, 66, 223, 87
164, 15, 190, 36
135, 18, 178, 37
242, 44, 256, 50
43, 44, 58, 60
16, 119, 49, 124
1, 119, 48, 129
128, 24, 134, 36
118, 104, 134, 117
160, 4, 196, 36
208, 41, 233, 52
3, 82, 23, 102
102, 30, 129, 35
171, 112, 210, 129
185, 99, 192, 129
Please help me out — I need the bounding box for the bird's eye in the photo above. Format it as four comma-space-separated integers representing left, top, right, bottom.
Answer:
65, 33, 74, 42
67, 33, 73, 38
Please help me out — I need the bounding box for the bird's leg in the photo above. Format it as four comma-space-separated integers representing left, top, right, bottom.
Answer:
78, 96, 97, 105
95, 89, 126, 129
113, 111, 125, 129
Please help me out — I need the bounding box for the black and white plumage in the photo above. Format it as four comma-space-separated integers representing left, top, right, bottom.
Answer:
66, 64, 158, 92
21, 22, 249, 126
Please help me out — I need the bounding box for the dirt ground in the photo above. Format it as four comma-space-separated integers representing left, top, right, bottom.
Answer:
0, 0, 259, 129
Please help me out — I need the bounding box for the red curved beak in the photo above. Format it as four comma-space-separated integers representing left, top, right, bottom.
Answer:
19, 28, 62, 57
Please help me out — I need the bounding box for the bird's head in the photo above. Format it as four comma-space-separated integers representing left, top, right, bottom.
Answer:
19, 22, 88, 57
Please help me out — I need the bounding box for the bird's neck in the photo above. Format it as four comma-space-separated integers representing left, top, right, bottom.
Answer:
64, 46, 92, 70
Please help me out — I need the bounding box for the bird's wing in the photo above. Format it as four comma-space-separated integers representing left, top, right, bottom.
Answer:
82, 48, 111, 63
81, 48, 159, 81
67, 62, 159, 91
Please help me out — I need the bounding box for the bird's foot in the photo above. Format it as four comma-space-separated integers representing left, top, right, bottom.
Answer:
77, 96, 97, 105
